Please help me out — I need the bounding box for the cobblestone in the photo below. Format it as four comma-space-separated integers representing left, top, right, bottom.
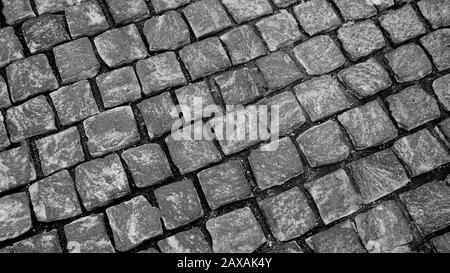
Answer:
151, 0, 190, 14
0, 76, 11, 109
293, 0, 341, 36
222, 0, 272, 23
0, 193, 32, 242
65, 0, 109, 39
13, 230, 61, 253
138, 92, 178, 138
1, 0, 35, 25
158, 228, 212, 253
333, 0, 377, 21
0, 27, 24, 69
418, 0, 450, 29
433, 74, 450, 111
431, 232, 450, 253
105, 0, 149, 25
0, 144, 35, 194
421, 29, 450, 72
175, 81, 215, 123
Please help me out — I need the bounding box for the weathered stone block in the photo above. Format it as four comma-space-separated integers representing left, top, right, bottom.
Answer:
105, 0, 149, 25
151, 0, 190, 13
380, 4, 426, 44
433, 74, 450, 111
13, 230, 61, 253
35, 0, 89, 14
65, 0, 109, 39
293, 0, 341, 35
418, 0, 450, 29
0, 193, 32, 242
421, 29, 450, 71
222, 0, 272, 23
256, 51, 303, 90
0, 144, 35, 194
0, 76, 11, 109
175, 81, 215, 123
158, 228, 212, 253
1, 0, 35, 25
332, 0, 376, 21
0, 27, 24, 69
137, 92, 177, 138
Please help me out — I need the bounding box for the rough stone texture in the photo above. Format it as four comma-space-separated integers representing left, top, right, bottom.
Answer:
35, 0, 90, 14
0, 144, 35, 194
305, 169, 361, 224
421, 29, 450, 72
154, 179, 204, 230
0, 76, 11, 109
381, 4, 427, 44
431, 232, 450, 253
259, 187, 317, 241
105, 0, 149, 25
206, 207, 266, 253
0, 113, 10, 150
332, 0, 377, 21
158, 228, 212, 253
13, 230, 61, 253
338, 100, 398, 150
293, 0, 341, 36
1, 0, 35, 25
65, 0, 109, 39
268, 241, 303, 253
297, 120, 351, 167
74, 154, 130, 211
0, 193, 32, 242
151, 0, 190, 13
137, 92, 177, 138
437, 118, 450, 145
106, 196, 162, 251
29, 170, 82, 222
183, 0, 232, 38
0, 27, 24, 69
272, 0, 300, 7
175, 81, 215, 123
433, 74, 450, 111
418, 0, 450, 29
222, 0, 272, 23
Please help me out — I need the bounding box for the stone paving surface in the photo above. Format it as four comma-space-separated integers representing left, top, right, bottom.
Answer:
0, 0, 450, 254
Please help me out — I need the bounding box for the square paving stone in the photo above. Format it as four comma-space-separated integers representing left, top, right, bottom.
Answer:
259, 187, 317, 241
431, 232, 450, 253
355, 200, 414, 253
96, 67, 142, 108
6, 95, 56, 143
294, 75, 351, 122
338, 100, 398, 150
22, 14, 70, 54
143, 11, 191, 52
175, 81, 215, 123
105, 0, 149, 25
306, 221, 366, 253
1, 0, 35, 25
293, 0, 341, 36
65, 0, 109, 39
180, 37, 231, 81
332, 0, 377, 21
198, 160, 251, 210
433, 74, 450, 111
297, 120, 351, 167
256, 10, 304, 52
0, 144, 35, 194
0, 76, 11, 109
256, 51, 303, 91
418, 0, 450, 29
293, 35, 346, 76
222, 0, 272, 23
137, 92, 177, 138
29, 170, 82, 222
0, 27, 24, 69
0, 193, 32, 242
387, 85, 440, 131
250, 137, 304, 190
337, 20, 385, 61
268, 241, 303, 253
151, 0, 190, 13
158, 228, 212, 253
154, 179, 204, 230
6, 54, 58, 103
0, 113, 10, 150
106, 196, 162, 251
393, 129, 450, 177
36, 127, 84, 176
50, 80, 99, 126
220, 25, 267, 65
338, 58, 392, 99
95, 24, 148, 68
421, 29, 450, 72
64, 214, 115, 253
35, 0, 90, 14
206, 207, 266, 253
182, 0, 232, 39
84, 106, 140, 157
305, 169, 361, 224
136, 52, 186, 95
380, 4, 427, 44
75, 154, 130, 211
121, 144, 173, 188
13, 230, 61, 253
347, 149, 409, 204
400, 181, 450, 235
385, 43, 432, 83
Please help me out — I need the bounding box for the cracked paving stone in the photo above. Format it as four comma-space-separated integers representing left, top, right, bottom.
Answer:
151, 0, 190, 14
0, 76, 11, 108
158, 228, 212, 253
106, 196, 162, 252
433, 74, 450, 111
293, 35, 346, 76
143, 11, 191, 52
0, 193, 32, 242
35, 0, 89, 14
65, 0, 109, 39
332, 0, 377, 21
385, 43, 432, 83
421, 29, 450, 72
268, 241, 303, 253
306, 220, 366, 253
256, 10, 304, 52
294, 75, 351, 122
338, 100, 398, 150
50, 80, 99, 126
293, 0, 341, 36
259, 187, 317, 241
64, 214, 115, 253
136, 52, 186, 95
305, 169, 361, 224
387, 85, 440, 131
431, 232, 450, 253
256, 51, 303, 91
180, 37, 231, 81
182, 0, 232, 39
84, 106, 140, 157
0, 27, 24, 69
0, 113, 10, 150
297, 120, 351, 167
1, 0, 35, 25
36, 127, 85, 176
154, 179, 204, 230
338, 58, 392, 99
222, 0, 272, 23
105, 0, 149, 25
175, 82, 217, 123
54, 38, 100, 84
75, 154, 131, 211
400, 181, 450, 235
198, 159, 252, 210
0, 144, 35, 194
220, 25, 267, 65
348, 148, 409, 204
13, 230, 61, 253
6, 95, 56, 143
206, 207, 266, 253
6, 54, 58, 103
137, 92, 177, 138
249, 137, 304, 190
121, 144, 173, 188
29, 170, 82, 222
418, 0, 450, 29
355, 200, 414, 253
392, 129, 450, 177
22, 14, 70, 54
